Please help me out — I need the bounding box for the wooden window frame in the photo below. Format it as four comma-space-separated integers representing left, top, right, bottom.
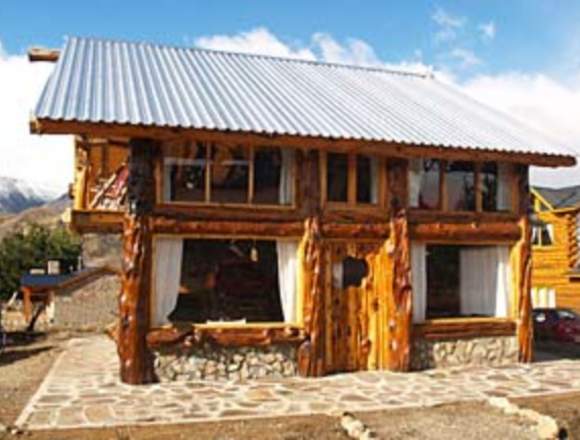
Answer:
157, 142, 297, 210
149, 234, 303, 329
410, 160, 517, 216
320, 151, 387, 210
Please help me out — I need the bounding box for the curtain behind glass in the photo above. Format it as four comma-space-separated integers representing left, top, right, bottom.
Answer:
276, 240, 298, 323
408, 158, 423, 207
279, 149, 295, 205
152, 237, 184, 326
459, 246, 510, 317
497, 164, 512, 211
411, 242, 427, 322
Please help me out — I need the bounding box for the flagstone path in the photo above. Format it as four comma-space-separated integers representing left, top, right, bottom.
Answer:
15, 335, 580, 430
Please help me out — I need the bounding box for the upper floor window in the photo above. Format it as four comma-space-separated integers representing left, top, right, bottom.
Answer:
324, 152, 381, 206
532, 222, 554, 247
409, 159, 513, 213
163, 142, 295, 206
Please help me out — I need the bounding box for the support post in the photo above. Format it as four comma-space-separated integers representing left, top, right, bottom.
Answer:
118, 138, 157, 384
385, 158, 412, 371
512, 164, 533, 362
297, 150, 326, 377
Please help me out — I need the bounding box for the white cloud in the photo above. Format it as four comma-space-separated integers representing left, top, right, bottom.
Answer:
479, 21, 496, 41
460, 73, 580, 186
194, 27, 316, 60
0, 46, 71, 192
432, 7, 466, 43
449, 48, 482, 68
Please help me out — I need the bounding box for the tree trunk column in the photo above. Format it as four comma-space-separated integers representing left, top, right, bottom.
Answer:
386, 158, 412, 371
514, 164, 533, 362
118, 138, 157, 385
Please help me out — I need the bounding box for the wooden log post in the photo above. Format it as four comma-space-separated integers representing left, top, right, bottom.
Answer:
385, 158, 412, 371
297, 150, 326, 377
118, 138, 157, 384
512, 164, 533, 362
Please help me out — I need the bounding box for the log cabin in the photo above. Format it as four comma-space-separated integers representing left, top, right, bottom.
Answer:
29, 37, 576, 384
531, 186, 580, 311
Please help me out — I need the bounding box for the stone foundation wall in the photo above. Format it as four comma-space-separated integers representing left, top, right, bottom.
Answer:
153, 344, 298, 382
411, 336, 518, 370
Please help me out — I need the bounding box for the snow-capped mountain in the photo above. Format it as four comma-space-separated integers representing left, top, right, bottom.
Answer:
0, 176, 63, 213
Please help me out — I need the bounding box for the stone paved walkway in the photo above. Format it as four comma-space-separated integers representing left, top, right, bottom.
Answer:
15, 335, 580, 430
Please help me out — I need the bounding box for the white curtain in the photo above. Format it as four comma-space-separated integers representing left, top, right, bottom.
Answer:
276, 240, 298, 323
163, 161, 172, 202
533, 287, 556, 308
411, 242, 427, 323
497, 163, 512, 211
370, 157, 379, 204
459, 246, 510, 317
408, 158, 423, 207
279, 149, 295, 205
152, 237, 184, 326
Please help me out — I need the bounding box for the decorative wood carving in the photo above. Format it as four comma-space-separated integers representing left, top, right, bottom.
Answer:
118, 138, 158, 385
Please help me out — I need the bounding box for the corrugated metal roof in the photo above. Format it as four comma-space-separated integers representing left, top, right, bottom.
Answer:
34, 36, 574, 159
534, 186, 580, 209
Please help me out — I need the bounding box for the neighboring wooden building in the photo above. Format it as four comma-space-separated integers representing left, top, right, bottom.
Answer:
30, 37, 575, 384
531, 186, 580, 311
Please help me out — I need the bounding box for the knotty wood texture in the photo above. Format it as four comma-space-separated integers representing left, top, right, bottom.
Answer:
118, 139, 157, 384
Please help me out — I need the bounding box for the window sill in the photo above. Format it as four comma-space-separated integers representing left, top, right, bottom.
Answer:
147, 323, 306, 349
413, 317, 516, 340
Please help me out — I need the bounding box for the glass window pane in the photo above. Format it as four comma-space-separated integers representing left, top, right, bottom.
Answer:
419, 159, 440, 209
481, 162, 498, 211
253, 148, 294, 205
426, 245, 460, 318
254, 148, 282, 205
356, 155, 378, 204
165, 143, 207, 202
327, 153, 348, 202
210, 144, 249, 204
446, 161, 475, 211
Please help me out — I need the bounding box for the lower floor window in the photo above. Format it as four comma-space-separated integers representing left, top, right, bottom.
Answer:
411, 243, 511, 321
531, 286, 556, 309
152, 238, 298, 326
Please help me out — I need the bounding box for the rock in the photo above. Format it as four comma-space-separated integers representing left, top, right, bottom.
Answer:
536, 415, 559, 439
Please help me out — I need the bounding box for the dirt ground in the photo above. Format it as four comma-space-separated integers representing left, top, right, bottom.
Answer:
0, 332, 578, 439
0, 332, 64, 426
0, 402, 538, 440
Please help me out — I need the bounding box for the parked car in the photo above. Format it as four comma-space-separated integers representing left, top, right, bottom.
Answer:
533, 308, 580, 342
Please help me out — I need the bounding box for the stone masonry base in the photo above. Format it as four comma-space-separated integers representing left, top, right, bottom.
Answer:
411, 336, 519, 370
153, 343, 298, 382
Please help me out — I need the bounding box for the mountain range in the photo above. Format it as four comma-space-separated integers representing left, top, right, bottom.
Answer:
0, 176, 63, 214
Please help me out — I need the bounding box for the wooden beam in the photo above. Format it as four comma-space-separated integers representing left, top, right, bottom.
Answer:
28, 47, 60, 62
118, 138, 158, 385
409, 220, 521, 243
31, 118, 576, 168
413, 318, 516, 340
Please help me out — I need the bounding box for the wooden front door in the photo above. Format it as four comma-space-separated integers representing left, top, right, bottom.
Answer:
325, 242, 380, 373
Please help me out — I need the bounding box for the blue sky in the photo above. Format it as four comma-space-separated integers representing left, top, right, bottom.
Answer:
2, 1, 579, 79
0, 1, 579, 188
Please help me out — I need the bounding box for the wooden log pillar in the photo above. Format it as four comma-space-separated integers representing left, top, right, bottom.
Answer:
297, 150, 326, 377
511, 164, 533, 362
22, 287, 33, 322
385, 158, 412, 371
118, 138, 158, 384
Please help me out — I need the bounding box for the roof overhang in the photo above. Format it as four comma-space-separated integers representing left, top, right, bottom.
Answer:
31, 117, 577, 168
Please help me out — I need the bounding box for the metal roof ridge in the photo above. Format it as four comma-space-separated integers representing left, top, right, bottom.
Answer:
63, 35, 433, 79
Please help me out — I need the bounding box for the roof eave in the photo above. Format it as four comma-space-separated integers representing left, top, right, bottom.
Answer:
31, 117, 577, 168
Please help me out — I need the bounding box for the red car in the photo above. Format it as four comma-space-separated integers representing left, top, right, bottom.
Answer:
533, 308, 580, 343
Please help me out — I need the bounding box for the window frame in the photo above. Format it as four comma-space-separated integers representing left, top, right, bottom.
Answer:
150, 234, 303, 329
320, 151, 387, 210
532, 222, 555, 248
158, 142, 297, 210
410, 160, 516, 215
